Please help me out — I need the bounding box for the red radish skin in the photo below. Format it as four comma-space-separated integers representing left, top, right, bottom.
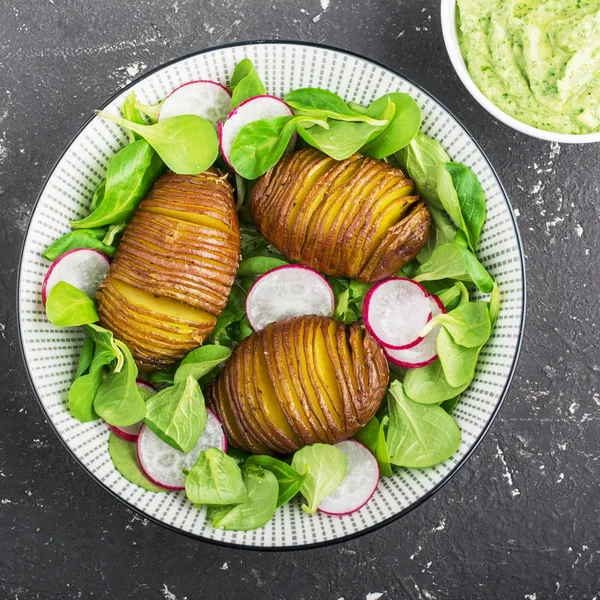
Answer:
42, 248, 110, 306
219, 95, 294, 170
108, 379, 157, 442
158, 80, 231, 127
363, 277, 432, 351
384, 295, 446, 369
136, 409, 226, 490
245, 264, 335, 331
318, 440, 380, 516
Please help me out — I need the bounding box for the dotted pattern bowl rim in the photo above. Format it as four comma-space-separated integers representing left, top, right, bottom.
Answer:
17, 40, 526, 551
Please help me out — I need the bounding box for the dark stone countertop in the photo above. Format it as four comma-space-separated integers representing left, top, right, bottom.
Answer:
1, 1, 599, 598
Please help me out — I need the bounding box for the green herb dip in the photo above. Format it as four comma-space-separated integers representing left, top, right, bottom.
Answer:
457, 0, 600, 134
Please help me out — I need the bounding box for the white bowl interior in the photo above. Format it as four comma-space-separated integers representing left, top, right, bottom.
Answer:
18, 42, 525, 549
440, 0, 600, 144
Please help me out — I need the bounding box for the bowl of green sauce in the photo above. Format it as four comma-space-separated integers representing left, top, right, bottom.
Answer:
441, 0, 600, 143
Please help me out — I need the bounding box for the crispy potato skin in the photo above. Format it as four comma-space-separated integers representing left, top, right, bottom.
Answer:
96, 169, 239, 370
206, 316, 389, 455
251, 148, 430, 282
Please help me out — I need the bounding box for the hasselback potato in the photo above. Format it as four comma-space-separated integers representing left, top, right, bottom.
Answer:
97, 169, 240, 371
251, 148, 430, 282
206, 315, 389, 455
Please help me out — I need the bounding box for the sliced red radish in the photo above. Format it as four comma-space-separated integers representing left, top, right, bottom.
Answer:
136, 409, 226, 490
384, 295, 446, 368
318, 440, 379, 516
219, 95, 294, 170
41, 248, 110, 306
158, 80, 231, 128
245, 265, 335, 332
108, 379, 157, 442
363, 277, 432, 350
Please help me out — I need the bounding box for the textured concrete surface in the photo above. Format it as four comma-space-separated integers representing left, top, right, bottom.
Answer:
1, 1, 599, 598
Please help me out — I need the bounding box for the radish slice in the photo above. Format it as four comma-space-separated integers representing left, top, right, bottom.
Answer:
219, 95, 294, 170
363, 278, 432, 350
158, 80, 231, 128
108, 379, 157, 442
384, 296, 446, 368
42, 248, 110, 306
246, 265, 335, 331
136, 409, 226, 490
318, 440, 380, 516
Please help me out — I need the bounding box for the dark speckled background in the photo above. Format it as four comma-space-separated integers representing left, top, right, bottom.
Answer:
1, 1, 599, 598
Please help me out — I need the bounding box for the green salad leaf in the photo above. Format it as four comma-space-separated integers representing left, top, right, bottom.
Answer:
403, 359, 469, 405
386, 381, 461, 468
74, 336, 95, 379
95, 111, 218, 175
245, 455, 307, 508
45, 281, 99, 327
208, 464, 278, 531
291, 443, 347, 514
144, 375, 206, 452
230, 59, 266, 110
436, 327, 481, 388
89, 180, 106, 213
93, 341, 146, 426
69, 368, 103, 422
72, 139, 164, 229
353, 416, 392, 477
108, 433, 164, 492
237, 256, 288, 276
42, 229, 114, 262
122, 91, 146, 142
84, 323, 124, 373
395, 131, 450, 209
417, 205, 456, 264
361, 92, 421, 158
173, 345, 232, 384
185, 448, 247, 506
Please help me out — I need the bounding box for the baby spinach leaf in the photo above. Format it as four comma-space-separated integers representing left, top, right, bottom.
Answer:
208, 464, 278, 531
361, 92, 421, 158
72, 140, 164, 229
230, 58, 267, 110
74, 336, 95, 378
285, 88, 388, 126
95, 111, 218, 175
84, 323, 124, 373
420, 302, 491, 348
489, 281, 501, 327
245, 455, 307, 508
146, 364, 177, 386
441, 395, 461, 414
291, 443, 347, 514
89, 180, 106, 213
238, 315, 253, 341
414, 243, 494, 293
353, 416, 392, 477
122, 91, 146, 142
93, 341, 146, 427
237, 256, 288, 276
437, 285, 462, 311
69, 368, 103, 422
185, 448, 247, 506
297, 101, 392, 161
42, 229, 113, 262
231, 115, 326, 179
134, 100, 163, 123
436, 328, 480, 388
45, 281, 99, 327
417, 205, 456, 264
173, 345, 232, 384
144, 375, 206, 453
108, 433, 165, 492
386, 381, 461, 468
403, 359, 468, 404
437, 163, 486, 252
395, 131, 451, 209
102, 222, 127, 246
227, 447, 251, 465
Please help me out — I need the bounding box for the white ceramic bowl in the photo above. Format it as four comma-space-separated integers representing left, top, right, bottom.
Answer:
18, 41, 525, 550
441, 0, 600, 144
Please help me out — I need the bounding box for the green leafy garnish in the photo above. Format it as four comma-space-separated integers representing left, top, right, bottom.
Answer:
45, 282, 99, 327
42, 230, 114, 262
230, 59, 266, 110
245, 455, 307, 507
173, 345, 232, 384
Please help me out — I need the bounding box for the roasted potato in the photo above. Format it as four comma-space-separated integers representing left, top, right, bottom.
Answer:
251, 148, 430, 282
206, 315, 389, 455
97, 170, 240, 370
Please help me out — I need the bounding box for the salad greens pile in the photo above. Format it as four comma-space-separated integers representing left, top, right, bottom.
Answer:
43, 58, 501, 531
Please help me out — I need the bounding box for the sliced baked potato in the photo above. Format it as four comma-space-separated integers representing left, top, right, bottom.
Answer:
251, 148, 430, 282
206, 315, 389, 455
96, 169, 239, 370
